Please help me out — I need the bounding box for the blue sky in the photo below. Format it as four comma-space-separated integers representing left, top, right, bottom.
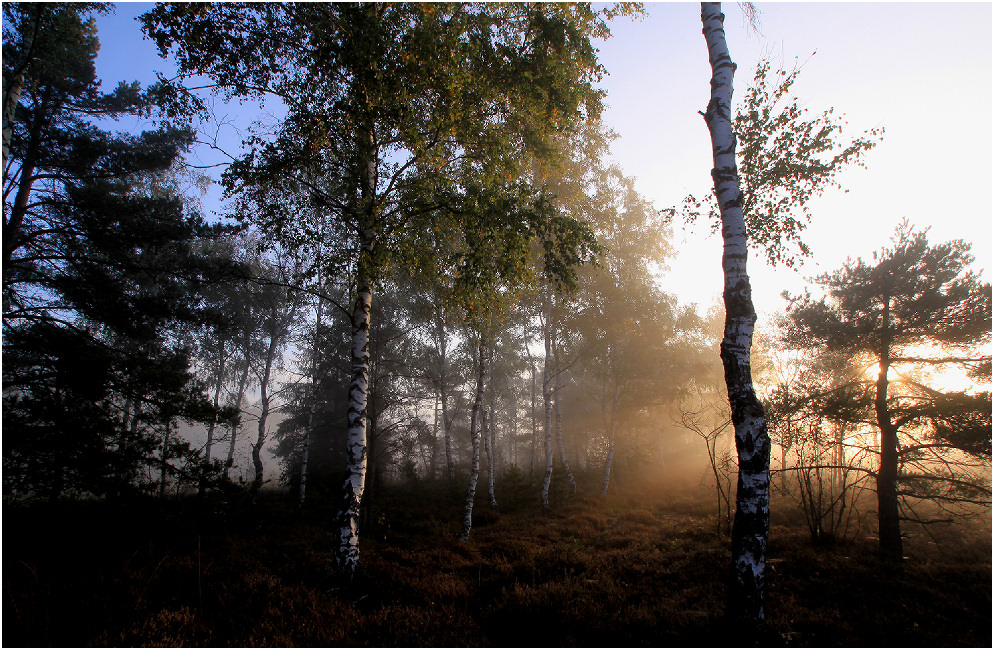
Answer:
94, 2, 993, 318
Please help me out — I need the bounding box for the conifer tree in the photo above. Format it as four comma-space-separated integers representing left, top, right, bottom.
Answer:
785, 222, 992, 561
2, 3, 229, 499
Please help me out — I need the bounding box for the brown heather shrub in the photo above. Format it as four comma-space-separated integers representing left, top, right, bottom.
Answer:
3, 483, 991, 647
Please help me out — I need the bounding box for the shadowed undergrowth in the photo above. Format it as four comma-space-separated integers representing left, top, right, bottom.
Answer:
3, 479, 990, 647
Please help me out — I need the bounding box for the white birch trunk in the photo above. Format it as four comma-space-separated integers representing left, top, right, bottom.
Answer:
701, 2, 771, 632
335, 134, 377, 580
335, 271, 372, 579
458, 340, 486, 542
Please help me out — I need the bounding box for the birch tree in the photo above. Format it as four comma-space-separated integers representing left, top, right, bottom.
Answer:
700, 2, 770, 632
685, 54, 882, 267
458, 336, 488, 542
144, 2, 620, 581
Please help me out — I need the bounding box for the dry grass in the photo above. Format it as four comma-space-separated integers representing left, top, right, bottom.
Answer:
3, 480, 990, 647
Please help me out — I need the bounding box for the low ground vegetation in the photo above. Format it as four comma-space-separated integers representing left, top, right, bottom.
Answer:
3, 477, 990, 647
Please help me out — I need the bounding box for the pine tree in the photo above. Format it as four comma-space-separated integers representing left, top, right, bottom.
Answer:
785, 221, 992, 561
2, 3, 230, 499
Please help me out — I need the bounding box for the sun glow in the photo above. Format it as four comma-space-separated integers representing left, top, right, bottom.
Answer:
863, 344, 991, 394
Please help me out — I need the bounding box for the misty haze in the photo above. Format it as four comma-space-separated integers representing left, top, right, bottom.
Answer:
3, 2, 990, 647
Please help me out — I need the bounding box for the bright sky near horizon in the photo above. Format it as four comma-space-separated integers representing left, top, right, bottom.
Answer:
93, 2, 993, 322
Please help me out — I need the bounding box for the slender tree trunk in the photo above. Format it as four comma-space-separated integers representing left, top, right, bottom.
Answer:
486, 340, 498, 511
482, 403, 494, 508
334, 132, 377, 580
508, 381, 517, 468
159, 422, 172, 498
540, 293, 554, 509
205, 346, 226, 465
119, 397, 140, 493
874, 298, 903, 562
436, 314, 455, 482
458, 340, 486, 541
251, 333, 279, 499
522, 325, 538, 479
601, 384, 621, 495
301, 296, 323, 508
199, 344, 227, 496
701, 2, 771, 634
336, 264, 372, 580
484, 408, 497, 511
531, 363, 537, 478
226, 354, 251, 478
552, 331, 576, 494
298, 432, 310, 504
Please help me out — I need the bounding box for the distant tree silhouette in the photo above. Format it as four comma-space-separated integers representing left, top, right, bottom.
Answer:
784, 221, 992, 561
2, 4, 230, 499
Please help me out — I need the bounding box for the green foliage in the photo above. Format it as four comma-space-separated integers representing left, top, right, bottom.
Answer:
786, 222, 991, 360
684, 56, 883, 267
140, 3, 613, 312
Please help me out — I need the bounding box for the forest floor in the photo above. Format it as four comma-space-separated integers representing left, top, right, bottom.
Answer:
3, 475, 991, 647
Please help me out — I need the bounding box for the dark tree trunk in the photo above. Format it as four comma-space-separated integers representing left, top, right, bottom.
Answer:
225, 355, 251, 478
251, 332, 279, 500
3, 86, 50, 272
874, 298, 903, 562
